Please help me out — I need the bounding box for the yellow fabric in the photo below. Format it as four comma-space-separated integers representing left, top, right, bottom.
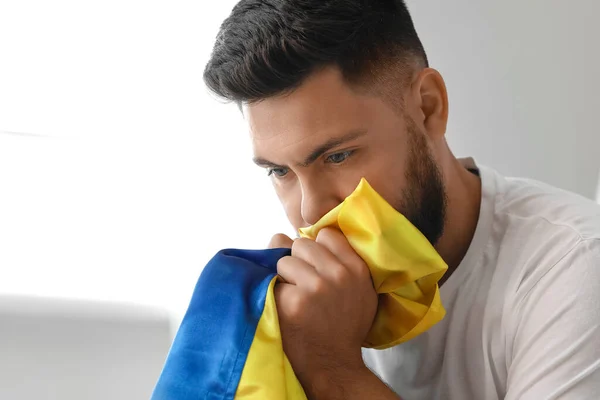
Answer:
299, 178, 448, 348
236, 277, 307, 399
236, 178, 447, 398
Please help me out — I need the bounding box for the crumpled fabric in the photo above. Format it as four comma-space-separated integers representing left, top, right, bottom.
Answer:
151, 178, 447, 399
299, 178, 447, 349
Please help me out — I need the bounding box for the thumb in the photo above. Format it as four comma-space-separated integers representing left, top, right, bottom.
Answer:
268, 233, 294, 249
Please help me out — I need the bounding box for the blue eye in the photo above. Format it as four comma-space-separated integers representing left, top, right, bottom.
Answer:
267, 167, 289, 178
326, 150, 353, 164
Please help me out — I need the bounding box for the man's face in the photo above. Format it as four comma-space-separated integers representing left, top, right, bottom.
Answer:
246, 67, 447, 245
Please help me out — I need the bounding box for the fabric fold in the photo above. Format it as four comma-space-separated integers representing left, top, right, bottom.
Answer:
299, 178, 447, 348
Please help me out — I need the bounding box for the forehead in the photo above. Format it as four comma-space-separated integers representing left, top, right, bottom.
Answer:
244, 68, 386, 160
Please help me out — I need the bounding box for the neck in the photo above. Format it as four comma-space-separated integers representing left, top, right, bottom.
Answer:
434, 153, 482, 284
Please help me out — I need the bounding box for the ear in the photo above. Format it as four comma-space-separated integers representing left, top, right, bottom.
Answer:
410, 68, 449, 140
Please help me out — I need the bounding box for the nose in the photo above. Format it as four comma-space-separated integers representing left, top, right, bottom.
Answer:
300, 178, 341, 226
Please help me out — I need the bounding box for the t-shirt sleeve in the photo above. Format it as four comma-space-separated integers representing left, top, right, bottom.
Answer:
505, 238, 600, 400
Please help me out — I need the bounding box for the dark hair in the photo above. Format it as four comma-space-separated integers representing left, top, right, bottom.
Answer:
203, 0, 428, 104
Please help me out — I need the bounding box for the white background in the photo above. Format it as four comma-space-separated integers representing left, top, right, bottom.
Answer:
1, 0, 599, 322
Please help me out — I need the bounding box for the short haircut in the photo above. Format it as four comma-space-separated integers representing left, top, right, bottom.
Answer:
204, 0, 428, 105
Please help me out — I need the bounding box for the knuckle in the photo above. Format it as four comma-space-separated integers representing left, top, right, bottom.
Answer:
269, 233, 292, 249
310, 277, 328, 295
286, 294, 307, 319
315, 227, 338, 243
276, 255, 292, 272
271, 233, 285, 241
356, 262, 371, 281
291, 237, 311, 254
329, 265, 348, 285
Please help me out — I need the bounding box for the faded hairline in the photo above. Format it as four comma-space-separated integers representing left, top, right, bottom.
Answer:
235, 55, 425, 114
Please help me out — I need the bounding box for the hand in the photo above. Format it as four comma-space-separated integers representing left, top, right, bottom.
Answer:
268, 228, 378, 396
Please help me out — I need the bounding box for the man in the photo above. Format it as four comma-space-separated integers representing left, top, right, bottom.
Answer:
203, 1, 600, 399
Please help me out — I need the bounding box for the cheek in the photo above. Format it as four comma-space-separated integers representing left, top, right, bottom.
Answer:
360, 153, 410, 209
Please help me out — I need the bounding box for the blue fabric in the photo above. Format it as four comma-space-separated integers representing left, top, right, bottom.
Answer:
151, 248, 291, 400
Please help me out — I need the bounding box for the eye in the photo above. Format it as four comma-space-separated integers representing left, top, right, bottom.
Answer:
267, 167, 289, 178
326, 150, 354, 164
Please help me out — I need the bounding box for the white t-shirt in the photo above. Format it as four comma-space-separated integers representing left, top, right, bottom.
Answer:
363, 159, 600, 400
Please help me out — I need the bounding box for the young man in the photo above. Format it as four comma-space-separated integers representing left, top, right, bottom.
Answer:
203, 1, 600, 399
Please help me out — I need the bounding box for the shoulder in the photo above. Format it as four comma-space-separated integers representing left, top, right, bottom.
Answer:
488, 165, 600, 257
484, 166, 600, 300
498, 174, 600, 240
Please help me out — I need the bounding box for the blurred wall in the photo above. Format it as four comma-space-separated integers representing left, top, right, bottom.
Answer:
409, 0, 600, 199
0, 296, 172, 400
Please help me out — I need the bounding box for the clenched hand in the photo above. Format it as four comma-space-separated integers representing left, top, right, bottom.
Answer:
268, 228, 378, 396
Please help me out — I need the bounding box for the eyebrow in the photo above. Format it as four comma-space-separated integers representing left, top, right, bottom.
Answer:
253, 130, 367, 169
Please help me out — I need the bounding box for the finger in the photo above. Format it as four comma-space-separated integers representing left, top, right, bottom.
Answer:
268, 233, 294, 249
291, 237, 342, 276
277, 255, 320, 287
315, 228, 370, 279
273, 282, 303, 323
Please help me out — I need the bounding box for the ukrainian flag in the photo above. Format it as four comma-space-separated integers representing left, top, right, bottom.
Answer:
151, 179, 447, 399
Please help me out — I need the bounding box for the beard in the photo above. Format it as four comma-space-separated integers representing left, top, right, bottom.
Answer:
396, 117, 448, 246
